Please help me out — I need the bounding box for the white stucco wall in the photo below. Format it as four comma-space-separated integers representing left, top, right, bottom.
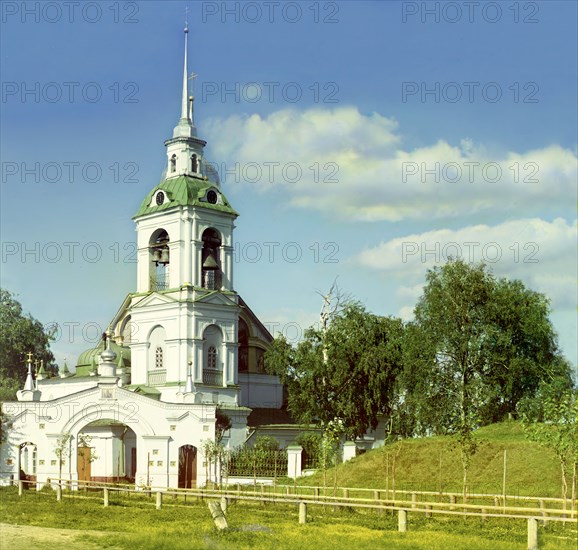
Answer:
0, 383, 225, 489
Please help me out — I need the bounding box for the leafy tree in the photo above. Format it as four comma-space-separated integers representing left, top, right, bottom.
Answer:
403, 259, 571, 501
215, 411, 232, 444
54, 433, 72, 482
266, 303, 404, 440
480, 279, 571, 422
518, 385, 577, 506
252, 435, 280, 453
0, 288, 58, 399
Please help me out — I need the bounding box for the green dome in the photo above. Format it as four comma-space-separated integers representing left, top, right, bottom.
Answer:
133, 175, 238, 219
76, 341, 131, 377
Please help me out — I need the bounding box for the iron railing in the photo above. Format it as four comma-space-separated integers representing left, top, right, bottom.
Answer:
202, 368, 222, 386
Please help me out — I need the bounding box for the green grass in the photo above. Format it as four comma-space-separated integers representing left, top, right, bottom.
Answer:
1, 422, 575, 549
300, 421, 565, 498
1, 486, 576, 550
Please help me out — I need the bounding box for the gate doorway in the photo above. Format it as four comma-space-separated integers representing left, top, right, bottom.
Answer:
178, 445, 197, 488
77, 446, 92, 482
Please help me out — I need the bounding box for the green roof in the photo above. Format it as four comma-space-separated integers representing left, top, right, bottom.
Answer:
133, 175, 238, 219
76, 341, 131, 377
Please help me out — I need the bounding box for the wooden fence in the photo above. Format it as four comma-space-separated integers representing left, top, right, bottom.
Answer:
10, 478, 577, 550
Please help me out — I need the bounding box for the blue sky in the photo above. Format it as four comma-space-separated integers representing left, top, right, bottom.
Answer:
1, 1, 577, 369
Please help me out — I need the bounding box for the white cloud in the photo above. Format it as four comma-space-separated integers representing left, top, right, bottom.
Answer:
354, 217, 577, 311
203, 107, 577, 222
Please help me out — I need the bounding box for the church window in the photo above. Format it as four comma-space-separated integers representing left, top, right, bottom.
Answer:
155, 347, 163, 369
170, 154, 177, 173
208, 346, 217, 370
191, 154, 198, 172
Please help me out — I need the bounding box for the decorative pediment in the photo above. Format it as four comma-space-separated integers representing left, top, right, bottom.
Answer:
131, 292, 179, 309
195, 292, 238, 307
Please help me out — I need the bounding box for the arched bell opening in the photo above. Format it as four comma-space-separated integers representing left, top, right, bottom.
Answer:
149, 229, 170, 291
201, 228, 222, 290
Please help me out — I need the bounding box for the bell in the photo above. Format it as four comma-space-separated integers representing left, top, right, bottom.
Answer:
159, 247, 170, 265
152, 249, 162, 264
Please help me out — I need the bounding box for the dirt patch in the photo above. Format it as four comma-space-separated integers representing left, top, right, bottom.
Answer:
0, 523, 118, 550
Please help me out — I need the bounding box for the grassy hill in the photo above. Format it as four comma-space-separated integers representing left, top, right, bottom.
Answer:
298, 421, 566, 498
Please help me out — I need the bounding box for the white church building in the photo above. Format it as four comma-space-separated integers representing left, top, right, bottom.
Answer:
0, 26, 285, 489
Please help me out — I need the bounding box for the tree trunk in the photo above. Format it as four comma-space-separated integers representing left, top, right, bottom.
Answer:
561, 461, 568, 511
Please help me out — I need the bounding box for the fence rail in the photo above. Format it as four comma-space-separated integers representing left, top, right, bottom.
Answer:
9, 477, 576, 550
15, 478, 577, 520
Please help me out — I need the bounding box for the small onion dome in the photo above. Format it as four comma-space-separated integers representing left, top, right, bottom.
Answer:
101, 347, 117, 363
76, 341, 131, 377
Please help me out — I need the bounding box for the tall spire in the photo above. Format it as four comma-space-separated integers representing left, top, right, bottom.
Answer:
173, 14, 196, 139
181, 18, 189, 121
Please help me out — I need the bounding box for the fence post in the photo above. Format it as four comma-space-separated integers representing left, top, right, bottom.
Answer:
156, 491, 162, 510
208, 501, 228, 531
411, 492, 417, 509
18, 481, 23, 497
398, 509, 407, 532
527, 517, 538, 550
449, 495, 456, 511
425, 505, 432, 518
287, 445, 303, 480
481, 508, 487, 522
539, 500, 546, 526
342, 441, 356, 463
221, 496, 228, 515
56, 484, 62, 502
343, 488, 349, 499
299, 502, 307, 524
103, 487, 109, 507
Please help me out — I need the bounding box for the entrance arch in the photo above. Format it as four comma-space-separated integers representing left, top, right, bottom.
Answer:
78, 420, 137, 483
19, 442, 37, 483
178, 445, 197, 488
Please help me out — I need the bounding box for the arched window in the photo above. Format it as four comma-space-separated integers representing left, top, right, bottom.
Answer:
170, 154, 177, 173
147, 325, 167, 385
202, 325, 223, 386
208, 346, 217, 370
191, 154, 198, 173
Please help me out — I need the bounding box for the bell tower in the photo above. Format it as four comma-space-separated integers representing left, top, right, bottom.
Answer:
123, 24, 241, 406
